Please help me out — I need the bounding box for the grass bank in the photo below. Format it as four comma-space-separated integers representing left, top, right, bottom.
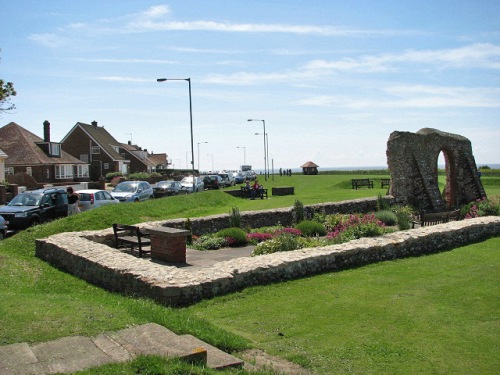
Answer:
0, 173, 498, 374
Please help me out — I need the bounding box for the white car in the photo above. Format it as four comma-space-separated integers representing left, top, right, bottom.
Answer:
180, 176, 205, 193
76, 189, 120, 211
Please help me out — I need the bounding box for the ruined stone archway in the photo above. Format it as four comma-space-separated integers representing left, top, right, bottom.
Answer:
386, 128, 486, 212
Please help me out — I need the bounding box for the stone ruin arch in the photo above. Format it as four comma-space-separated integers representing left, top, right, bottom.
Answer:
386, 128, 486, 212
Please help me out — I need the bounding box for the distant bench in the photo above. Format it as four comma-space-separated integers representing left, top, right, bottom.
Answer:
113, 223, 151, 257
381, 178, 391, 188
240, 186, 268, 199
351, 178, 374, 189
412, 209, 461, 228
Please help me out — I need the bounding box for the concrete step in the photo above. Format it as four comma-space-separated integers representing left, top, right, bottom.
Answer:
0, 323, 243, 374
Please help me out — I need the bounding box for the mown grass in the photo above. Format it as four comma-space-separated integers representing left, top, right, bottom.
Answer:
188, 238, 500, 374
0, 173, 498, 374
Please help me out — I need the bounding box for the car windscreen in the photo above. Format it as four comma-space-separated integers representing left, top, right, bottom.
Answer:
8, 193, 42, 206
113, 183, 137, 192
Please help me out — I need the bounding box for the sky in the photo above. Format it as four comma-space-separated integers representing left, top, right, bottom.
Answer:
1, 0, 499, 172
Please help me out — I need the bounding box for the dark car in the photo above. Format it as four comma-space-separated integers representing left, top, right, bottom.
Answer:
203, 175, 222, 190
0, 188, 68, 230
153, 180, 185, 198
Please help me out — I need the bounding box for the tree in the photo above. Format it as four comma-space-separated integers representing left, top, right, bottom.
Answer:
0, 50, 16, 113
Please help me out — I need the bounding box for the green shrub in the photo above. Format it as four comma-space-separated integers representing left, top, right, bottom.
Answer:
129, 172, 150, 180
461, 197, 500, 218
215, 227, 247, 246
252, 234, 310, 256
293, 199, 305, 223
376, 193, 390, 211
105, 172, 123, 182
228, 207, 241, 228
326, 214, 386, 244
294, 220, 326, 237
374, 210, 398, 226
191, 235, 226, 250
392, 205, 415, 230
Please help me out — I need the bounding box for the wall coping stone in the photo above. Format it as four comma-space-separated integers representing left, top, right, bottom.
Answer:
35, 216, 500, 307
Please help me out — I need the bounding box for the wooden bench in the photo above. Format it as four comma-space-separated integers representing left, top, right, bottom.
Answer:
112, 223, 151, 257
381, 178, 391, 188
412, 209, 461, 228
351, 179, 374, 189
240, 186, 268, 199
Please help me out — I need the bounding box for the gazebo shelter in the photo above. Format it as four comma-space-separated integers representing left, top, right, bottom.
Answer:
300, 161, 319, 175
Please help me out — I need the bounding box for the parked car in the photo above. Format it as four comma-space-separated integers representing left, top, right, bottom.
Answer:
234, 172, 246, 184
76, 189, 120, 211
111, 181, 154, 202
153, 180, 185, 198
218, 172, 235, 187
203, 175, 223, 190
0, 215, 6, 240
0, 188, 68, 230
180, 176, 204, 193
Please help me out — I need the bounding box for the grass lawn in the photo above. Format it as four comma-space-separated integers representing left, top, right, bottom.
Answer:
0, 173, 498, 374
188, 238, 500, 374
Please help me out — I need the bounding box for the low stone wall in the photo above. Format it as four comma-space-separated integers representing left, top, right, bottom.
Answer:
36, 216, 500, 307
272, 187, 295, 196
153, 197, 385, 235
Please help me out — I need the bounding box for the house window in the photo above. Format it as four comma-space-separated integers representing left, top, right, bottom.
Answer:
55, 165, 74, 179
80, 154, 89, 163
112, 145, 120, 153
103, 163, 109, 170
26, 167, 32, 176
5, 167, 14, 175
76, 165, 89, 178
50, 143, 61, 156
92, 146, 100, 154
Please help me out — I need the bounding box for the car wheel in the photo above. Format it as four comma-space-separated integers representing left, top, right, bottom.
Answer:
30, 218, 41, 227
134, 198, 140, 202
0, 231, 4, 240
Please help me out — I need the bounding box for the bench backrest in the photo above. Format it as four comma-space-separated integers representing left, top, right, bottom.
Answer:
113, 224, 149, 240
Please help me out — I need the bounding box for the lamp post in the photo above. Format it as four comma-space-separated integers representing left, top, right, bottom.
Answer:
255, 132, 269, 179
247, 119, 267, 181
236, 146, 246, 165
157, 77, 196, 193
197, 141, 208, 172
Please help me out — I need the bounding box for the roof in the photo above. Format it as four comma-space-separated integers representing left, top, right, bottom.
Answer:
300, 161, 319, 168
148, 153, 168, 166
63, 122, 126, 161
120, 143, 157, 168
0, 122, 86, 166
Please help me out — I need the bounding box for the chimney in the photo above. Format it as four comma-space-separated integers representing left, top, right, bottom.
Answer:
128, 140, 131, 145
91, 120, 98, 127
43, 120, 50, 142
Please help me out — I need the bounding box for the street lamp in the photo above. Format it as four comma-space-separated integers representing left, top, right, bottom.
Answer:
255, 133, 269, 179
236, 146, 246, 165
197, 141, 208, 172
247, 119, 267, 181
157, 77, 196, 193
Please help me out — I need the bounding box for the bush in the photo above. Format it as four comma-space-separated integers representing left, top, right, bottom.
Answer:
129, 172, 150, 180
374, 210, 398, 226
252, 234, 310, 256
376, 193, 390, 211
293, 199, 305, 223
228, 207, 241, 228
105, 172, 124, 182
246, 232, 273, 245
294, 220, 326, 237
461, 197, 500, 218
392, 205, 415, 230
326, 214, 386, 244
191, 235, 226, 250
215, 227, 247, 246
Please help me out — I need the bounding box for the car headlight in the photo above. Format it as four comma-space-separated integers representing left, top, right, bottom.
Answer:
15, 212, 28, 217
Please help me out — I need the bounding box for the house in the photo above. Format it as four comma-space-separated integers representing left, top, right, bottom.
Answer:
148, 152, 169, 170
300, 161, 319, 175
61, 121, 129, 180
0, 121, 89, 184
120, 142, 158, 174
0, 148, 7, 182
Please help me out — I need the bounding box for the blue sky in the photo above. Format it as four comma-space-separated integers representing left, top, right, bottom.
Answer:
1, 1, 499, 172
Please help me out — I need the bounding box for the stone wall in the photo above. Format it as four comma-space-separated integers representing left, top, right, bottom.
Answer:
150, 197, 385, 235
387, 128, 486, 212
36, 215, 500, 307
